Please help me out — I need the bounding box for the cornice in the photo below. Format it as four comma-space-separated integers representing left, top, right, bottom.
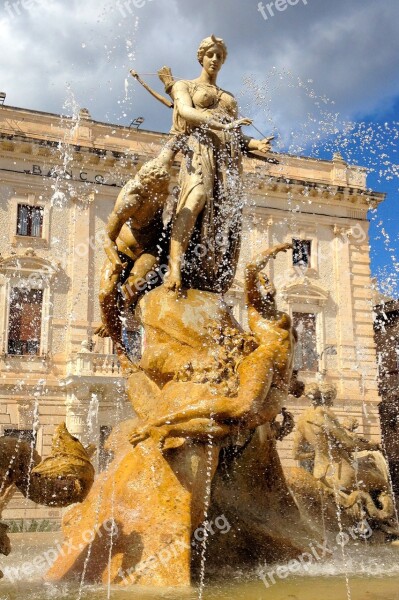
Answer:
0, 107, 385, 208
245, 173, 384, 208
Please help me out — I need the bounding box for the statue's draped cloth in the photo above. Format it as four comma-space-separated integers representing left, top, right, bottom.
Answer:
171, 80, 245, 294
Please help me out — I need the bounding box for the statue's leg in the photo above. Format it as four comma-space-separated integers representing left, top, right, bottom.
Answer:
165, 186, 207, 292
97, 257, 125, 346
121, 252, 159, 310
97, 257, 140, 374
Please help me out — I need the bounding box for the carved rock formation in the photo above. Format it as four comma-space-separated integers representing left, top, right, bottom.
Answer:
47, 286, 312, 587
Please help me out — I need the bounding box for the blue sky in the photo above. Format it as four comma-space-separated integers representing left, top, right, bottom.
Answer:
0, 0, 398, 295
307, 109, 399, 298
326, 112, 398, 297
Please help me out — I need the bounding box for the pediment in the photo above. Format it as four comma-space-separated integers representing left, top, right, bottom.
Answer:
0, 252, 61, 279
282, 280, 329, 306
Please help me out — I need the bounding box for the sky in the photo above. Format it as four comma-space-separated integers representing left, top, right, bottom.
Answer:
0, 0, 398, 294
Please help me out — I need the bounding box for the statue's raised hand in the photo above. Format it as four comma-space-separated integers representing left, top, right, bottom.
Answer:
270, 242, 293, 258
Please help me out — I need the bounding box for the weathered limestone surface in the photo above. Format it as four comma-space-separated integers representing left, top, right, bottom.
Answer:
47, 275, 312, 586
288, 384, 397, 538
0, 425, 94, 577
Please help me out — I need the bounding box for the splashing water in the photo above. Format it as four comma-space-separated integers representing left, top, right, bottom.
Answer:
239, 67, 399, 296
324, 411, 352, 600
23, 390, 42, 513
2, 11, 399, 597
197, 429, 215, 600
87, 393, 100, 441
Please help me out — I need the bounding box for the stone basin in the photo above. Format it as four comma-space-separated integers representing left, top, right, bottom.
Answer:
1, 533, 399, 600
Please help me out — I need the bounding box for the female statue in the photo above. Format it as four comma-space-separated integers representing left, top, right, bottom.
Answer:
163, 35, 273, 293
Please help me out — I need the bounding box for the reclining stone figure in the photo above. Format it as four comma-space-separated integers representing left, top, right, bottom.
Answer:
291, 383, 396, 533
129, 243, 296, 447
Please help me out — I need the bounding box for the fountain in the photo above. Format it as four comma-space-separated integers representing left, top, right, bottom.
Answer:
1, 33, 399, 600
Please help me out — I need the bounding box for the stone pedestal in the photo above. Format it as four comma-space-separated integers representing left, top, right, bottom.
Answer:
46, 421, 218, 587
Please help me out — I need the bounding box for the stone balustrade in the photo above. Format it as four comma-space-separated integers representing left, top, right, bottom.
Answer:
67, 352, 121, 378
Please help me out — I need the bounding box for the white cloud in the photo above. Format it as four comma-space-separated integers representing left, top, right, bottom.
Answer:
0, 0, 398, 146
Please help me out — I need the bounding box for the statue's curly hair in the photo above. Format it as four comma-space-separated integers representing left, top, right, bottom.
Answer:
305, 382, 337, 405
137, 159, 170, 191
197, 34, 228, 66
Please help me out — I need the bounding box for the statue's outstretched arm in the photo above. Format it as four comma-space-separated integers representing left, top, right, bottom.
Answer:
245, 243, 292, 311
320, 411, 370, 451
246, 243, 292, 277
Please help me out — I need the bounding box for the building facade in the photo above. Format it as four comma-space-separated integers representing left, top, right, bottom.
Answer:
0, 104, 384, 523
374, 299, 399, 402
374, 300, 399, 494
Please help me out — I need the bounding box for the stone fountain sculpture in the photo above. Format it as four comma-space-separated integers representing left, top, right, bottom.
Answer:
287, 383, 397, 538
46, 238, 313, 585
2, 34, 396, 590
44, 35, 317, 587
0, 424, 95, 578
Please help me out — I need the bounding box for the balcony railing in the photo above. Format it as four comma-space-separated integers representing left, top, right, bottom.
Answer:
67, 352, 121, 378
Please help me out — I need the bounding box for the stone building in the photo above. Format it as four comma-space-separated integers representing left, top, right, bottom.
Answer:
0, 103, 384, 524
374, 299, 399, 401
374, 299, 399, 494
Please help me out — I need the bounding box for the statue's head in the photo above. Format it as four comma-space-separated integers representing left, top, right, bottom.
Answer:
137, 159, 171, 196
320, 383, 337, 406
197, 35, 228, 72
306, 383, 322, 405
306, 382, 337, 407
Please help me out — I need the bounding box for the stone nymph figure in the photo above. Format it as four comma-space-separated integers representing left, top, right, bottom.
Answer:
163, 34, 273, 293
95, 35, 273, 359
45, 37, 305, 589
